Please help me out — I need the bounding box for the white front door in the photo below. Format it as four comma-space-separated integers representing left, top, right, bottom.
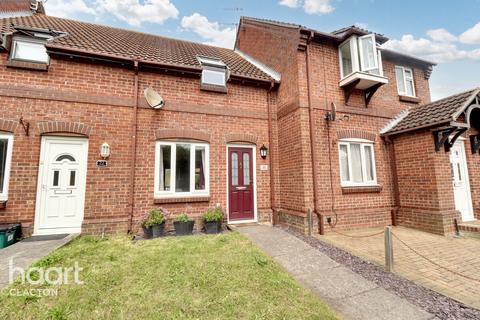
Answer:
449, 140, 474, 222
34, 136, 89, 235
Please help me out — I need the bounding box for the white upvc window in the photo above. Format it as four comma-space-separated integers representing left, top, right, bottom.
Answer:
338, 34, 383, 79
197, 56, 228, 87
10, 37, 49, 64
338, 139, 377, 187
154, 141, 209, 198
395, 66, 416, 97
0, 133, 14, 201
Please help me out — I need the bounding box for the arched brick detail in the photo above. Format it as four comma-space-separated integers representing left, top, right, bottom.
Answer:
155, 128, 210, 142
0, 119, 18, 133
225, 133, 258, 145
337, 129, 376, 142
37, 121, 92, 136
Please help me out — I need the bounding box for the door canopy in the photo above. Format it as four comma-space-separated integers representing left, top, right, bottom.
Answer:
382, 88, 480, 153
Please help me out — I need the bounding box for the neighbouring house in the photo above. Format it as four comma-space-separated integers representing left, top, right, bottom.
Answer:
0, 4, 477, 237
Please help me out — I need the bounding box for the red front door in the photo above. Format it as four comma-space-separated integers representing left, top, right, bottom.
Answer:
228, 147, 254, 221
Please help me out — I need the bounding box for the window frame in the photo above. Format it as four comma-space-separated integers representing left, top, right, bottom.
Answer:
0, 133, 14, 201
339, 34, 384, 80
338, 139, 377, 187
395, 66, 416, 97
10, 36, 50, 64
197, 56, 228, 88
154, 140, 210, 198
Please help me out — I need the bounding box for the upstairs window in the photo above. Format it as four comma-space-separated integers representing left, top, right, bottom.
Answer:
10, 37, 49, 64
339, 139, 377, 187
0, 133, 14, 201
395, 66, 416, 97
197, 56, 229, 90
339, 35, 383, 79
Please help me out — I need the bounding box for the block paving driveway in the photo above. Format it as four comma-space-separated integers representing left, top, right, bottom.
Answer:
318, 226, 480, 310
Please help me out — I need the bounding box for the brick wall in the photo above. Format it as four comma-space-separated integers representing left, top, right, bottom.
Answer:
0, 52, 274, 234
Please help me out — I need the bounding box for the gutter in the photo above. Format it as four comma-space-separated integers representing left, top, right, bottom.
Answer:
267, 80, 277, 224
46, 45, 275, 86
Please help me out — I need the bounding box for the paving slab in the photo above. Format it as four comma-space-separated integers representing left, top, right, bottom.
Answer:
0, 234, 77, 290
238, 225, 434, 320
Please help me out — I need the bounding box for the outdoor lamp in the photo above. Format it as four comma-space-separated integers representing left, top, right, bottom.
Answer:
100, 142, 111, 159
260, 144, 268, 159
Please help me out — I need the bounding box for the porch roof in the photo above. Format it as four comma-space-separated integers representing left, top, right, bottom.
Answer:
383, 88, 480, 136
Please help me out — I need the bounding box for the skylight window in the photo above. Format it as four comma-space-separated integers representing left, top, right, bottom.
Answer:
197, 56, 229, 91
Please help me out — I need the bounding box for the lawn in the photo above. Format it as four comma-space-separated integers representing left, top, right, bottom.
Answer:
0, 232, 337, 319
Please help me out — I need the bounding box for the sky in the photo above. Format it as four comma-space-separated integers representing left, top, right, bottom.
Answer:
42, 0, 480, 101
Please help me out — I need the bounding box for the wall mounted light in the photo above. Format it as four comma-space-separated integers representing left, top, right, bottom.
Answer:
100, 142, 111, 159
260, 144, 268, 159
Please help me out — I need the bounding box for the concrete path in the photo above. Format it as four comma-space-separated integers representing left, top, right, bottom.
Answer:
238, 225, 435, 320
0, 234, 77, 290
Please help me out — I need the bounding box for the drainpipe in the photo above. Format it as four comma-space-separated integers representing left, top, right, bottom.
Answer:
267, 80, 277, 224
128, 60, 139, 233
305, 32, 324, 235
385, 136, 400, 226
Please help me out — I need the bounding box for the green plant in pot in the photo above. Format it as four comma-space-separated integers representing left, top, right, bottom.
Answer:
173, 213, 195, 236
140, 208, 166, 239
202, 208, 224, 234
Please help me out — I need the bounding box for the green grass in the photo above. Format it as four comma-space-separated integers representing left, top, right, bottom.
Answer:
0, 232, 337, 320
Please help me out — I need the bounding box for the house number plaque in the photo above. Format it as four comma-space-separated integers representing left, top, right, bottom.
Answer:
96, 160, 108, 167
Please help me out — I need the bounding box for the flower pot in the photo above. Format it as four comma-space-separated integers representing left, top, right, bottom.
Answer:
174, 220, 195, 236
204, 221, 221, 234
152, 223, 165, 238
142, 226, 153, 239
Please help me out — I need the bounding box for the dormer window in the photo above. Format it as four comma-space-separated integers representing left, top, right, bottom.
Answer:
10, 36, 49, 64
197, 56, 229, 92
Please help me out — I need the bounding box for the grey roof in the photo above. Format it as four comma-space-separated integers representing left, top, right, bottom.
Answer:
384, 88, 480, 135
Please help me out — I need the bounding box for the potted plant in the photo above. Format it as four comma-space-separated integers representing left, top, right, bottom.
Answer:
174, 213, 195, 236
149, 208, 166, 238
140, 212, 153, 239
202, 208, 224, 234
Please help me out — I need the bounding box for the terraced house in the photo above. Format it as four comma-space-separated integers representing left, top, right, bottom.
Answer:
0, 1, 478, 237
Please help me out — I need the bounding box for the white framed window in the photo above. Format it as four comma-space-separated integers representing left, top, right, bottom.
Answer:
197, 56, 228, 87
395, 66, 416, 97
10, 37, 49, 64
338, 139, 377, 186
0, 133, 14, 201
154, 141, 209, 198
338, 35, 383, 79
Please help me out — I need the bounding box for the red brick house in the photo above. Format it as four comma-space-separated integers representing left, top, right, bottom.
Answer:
0, 6, 477, 236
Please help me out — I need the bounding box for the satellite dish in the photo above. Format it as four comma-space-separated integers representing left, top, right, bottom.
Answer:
144, 87, 165, 109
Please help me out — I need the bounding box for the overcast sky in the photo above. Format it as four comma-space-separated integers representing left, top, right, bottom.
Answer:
42, 0, 480, 101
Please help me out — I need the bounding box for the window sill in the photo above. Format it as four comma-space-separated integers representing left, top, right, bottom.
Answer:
200, 83, 228, 93
341, 185, 383, 194
0, 201, 6, 209
154, 196, 210, 204
398, 95, 420, 104
6, 60, 49, 71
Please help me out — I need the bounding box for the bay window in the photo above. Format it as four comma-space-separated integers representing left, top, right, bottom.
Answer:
155, 141, 209, 198
0, 133, 14, 201
197, 56, 228, 89
395, 66, 416, 97
339, 34, 383, 79
339, 140, 377, 186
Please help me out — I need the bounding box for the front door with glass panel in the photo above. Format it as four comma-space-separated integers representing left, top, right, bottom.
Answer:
450, 141, 474, 222
228, 147, 254, 221
35, 137, 88, 235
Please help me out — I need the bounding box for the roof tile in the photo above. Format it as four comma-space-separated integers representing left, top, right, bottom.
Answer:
0, 14, 273, 82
